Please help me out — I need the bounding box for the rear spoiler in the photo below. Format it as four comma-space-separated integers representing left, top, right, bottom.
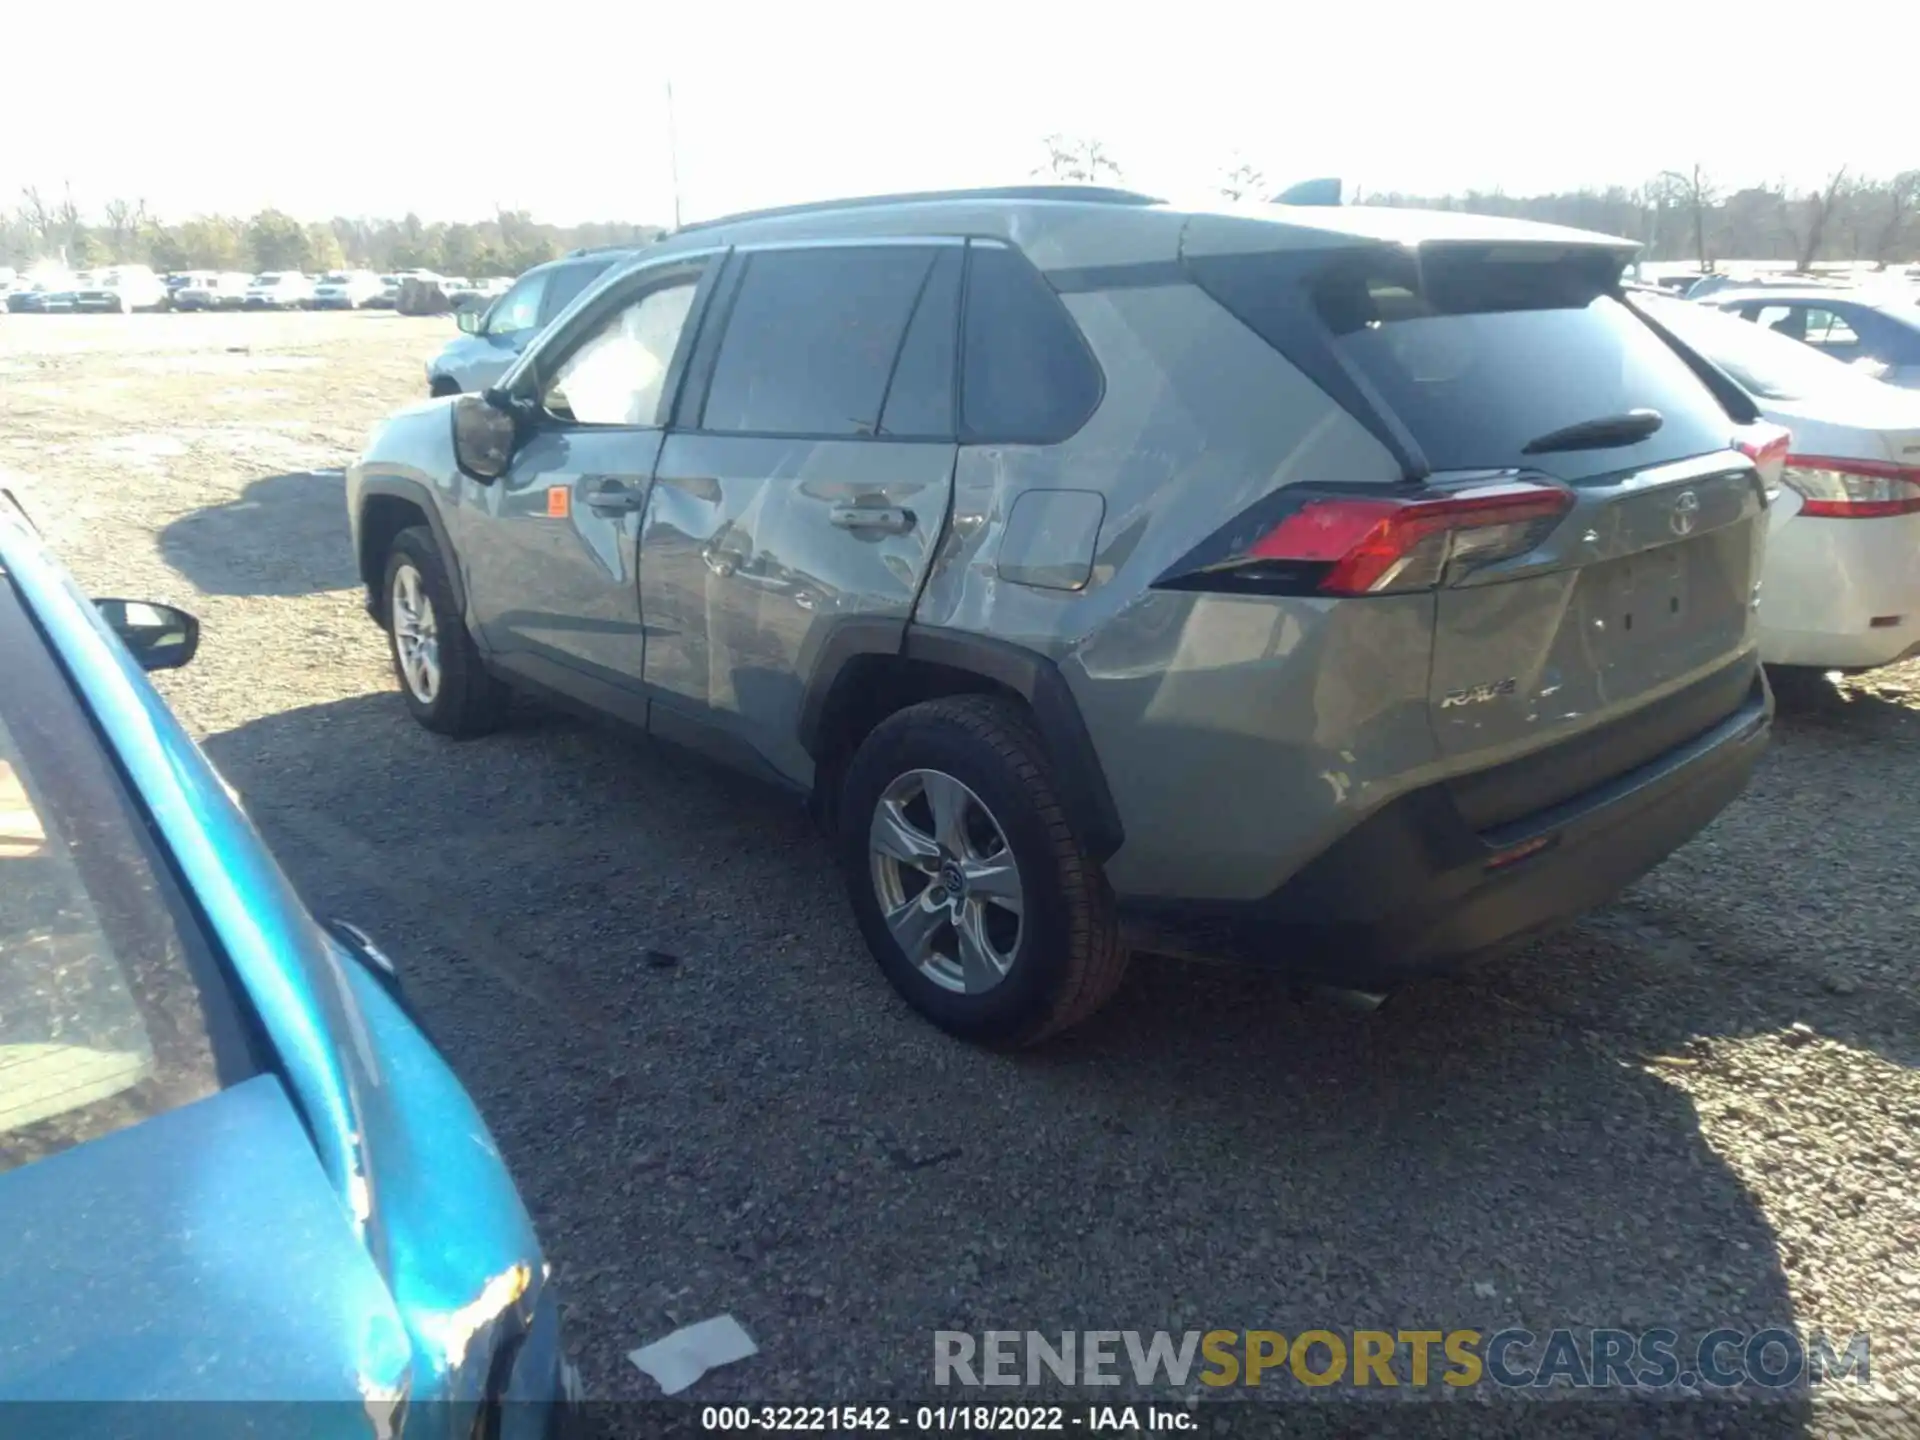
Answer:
1272, 178, 1342, 206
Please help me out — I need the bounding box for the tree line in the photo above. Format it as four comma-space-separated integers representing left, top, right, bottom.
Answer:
2, 188, 667, 276
1035, 137, 1920, 269
8, 151, 1918, 280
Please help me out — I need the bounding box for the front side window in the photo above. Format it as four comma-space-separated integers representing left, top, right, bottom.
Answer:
484, 272, 547, 336
700, 246, 939, 436
542, 279, 699, 427
0, 583, 251, 1177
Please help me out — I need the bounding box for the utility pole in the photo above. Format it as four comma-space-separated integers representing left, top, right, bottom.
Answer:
666, 81, 683, 230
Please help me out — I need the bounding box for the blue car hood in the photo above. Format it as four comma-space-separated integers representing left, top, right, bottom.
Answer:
0, 1075, 410, 1432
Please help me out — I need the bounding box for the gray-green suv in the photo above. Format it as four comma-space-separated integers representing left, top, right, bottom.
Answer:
347, 185, 1774, 1046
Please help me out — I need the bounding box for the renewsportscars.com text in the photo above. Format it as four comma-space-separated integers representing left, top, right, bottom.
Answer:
934, 1329, 1871, 1391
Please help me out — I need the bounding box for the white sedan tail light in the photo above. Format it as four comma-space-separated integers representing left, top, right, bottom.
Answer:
1782, 456, 1920, 519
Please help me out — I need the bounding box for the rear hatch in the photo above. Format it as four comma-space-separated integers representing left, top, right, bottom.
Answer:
1183, 220, 1766, 818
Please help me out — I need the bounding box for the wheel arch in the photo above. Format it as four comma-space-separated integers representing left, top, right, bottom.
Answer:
798, 621, 1124, 862
355, 478, 465, 624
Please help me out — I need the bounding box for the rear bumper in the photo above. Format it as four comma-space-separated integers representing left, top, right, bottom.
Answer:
1119, 677, 1771, 988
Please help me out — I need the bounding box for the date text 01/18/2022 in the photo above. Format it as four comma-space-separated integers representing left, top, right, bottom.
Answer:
699, 1406, 1195, 1432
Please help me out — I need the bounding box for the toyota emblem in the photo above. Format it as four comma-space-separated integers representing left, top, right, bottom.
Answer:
1670, 489, 1700, 537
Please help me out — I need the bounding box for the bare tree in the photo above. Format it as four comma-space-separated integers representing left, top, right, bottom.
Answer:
101, 197, 150, 262
54, 182, 86, 262
1035, 135, 1123, 185
17, 186, 54, 250
1872, 171, 1920, 268
1218, 159, 1267, 203
1658, 164, 1718, 272
1788, 167, 1851, 272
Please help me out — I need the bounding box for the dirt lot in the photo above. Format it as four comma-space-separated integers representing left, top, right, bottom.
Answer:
4, 310, 1917, 1430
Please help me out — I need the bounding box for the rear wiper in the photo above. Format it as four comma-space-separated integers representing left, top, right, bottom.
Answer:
1521, 409, 1664, 455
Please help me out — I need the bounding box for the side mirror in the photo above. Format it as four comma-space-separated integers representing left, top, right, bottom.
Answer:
451, 391, 518, 482
95, 599, 199, 670
456, 305, 484, 335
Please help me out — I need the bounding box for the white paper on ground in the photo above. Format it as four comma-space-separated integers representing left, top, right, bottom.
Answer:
628, 1313, 759, 1396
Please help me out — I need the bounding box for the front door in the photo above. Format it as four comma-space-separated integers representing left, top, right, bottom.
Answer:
642, 242, 963, 786
460, 258, 712, 709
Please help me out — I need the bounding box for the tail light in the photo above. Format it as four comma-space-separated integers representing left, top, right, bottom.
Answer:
1736, 423, 1792, 499
1157, 480, 1572, 598
1781, 456, 1920, 519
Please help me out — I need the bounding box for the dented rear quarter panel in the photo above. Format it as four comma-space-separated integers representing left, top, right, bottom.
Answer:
0, 517, 554, 1427
912, 272, 1443, 901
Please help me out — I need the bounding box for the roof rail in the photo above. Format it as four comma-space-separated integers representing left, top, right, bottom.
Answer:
564, 241, 653, 259
668, 185, 1166, 237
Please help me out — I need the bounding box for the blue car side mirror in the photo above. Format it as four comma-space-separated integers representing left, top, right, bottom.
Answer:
96, 598, 200, 671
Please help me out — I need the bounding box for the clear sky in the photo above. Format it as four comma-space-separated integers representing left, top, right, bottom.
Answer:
4, 0, 1912, 228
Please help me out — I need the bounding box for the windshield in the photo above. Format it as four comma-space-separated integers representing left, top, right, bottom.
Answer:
0, 577, 251, 1176
1638, 294, 1896, 402
320, 273, 350, 285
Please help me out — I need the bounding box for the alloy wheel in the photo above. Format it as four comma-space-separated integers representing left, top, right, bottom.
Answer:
390, 562, 441, 704
868, 768, 1025, 994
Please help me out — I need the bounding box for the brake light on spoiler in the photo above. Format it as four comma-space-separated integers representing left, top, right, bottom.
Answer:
1157, 480, 1572, 598
1780, 455, 1920, 519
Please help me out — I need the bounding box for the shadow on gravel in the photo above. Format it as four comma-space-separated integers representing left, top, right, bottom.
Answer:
159, 470, 358, 597
198, 688, 1888, 1430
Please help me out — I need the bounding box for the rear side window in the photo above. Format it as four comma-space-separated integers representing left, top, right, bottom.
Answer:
1197, 246, 1740, 482
701, 247, 939, 436
540, 258, 614, 325
960, 243, 1102, 444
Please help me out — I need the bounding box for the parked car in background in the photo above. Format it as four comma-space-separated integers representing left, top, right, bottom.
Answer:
353, 187, 1774, 1045
0, 490, 578, 1426
310, 270, 386, 309
73, 265, 169, 313
173, 272, 252, 311
36, 273, 88, 313
1635, 291, 1920, 674
166, 270, 218, 306
367, 274, 403, 309
243, 272, 314, 310
4, 279, 65, 314
425, 248, 634, 395
1706, 289, 1920, 389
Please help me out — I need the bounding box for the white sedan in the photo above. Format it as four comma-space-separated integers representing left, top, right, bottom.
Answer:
1635, 291, 1920, 673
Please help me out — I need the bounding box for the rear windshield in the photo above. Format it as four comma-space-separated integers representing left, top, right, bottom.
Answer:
1197, 246, 1740, 483
0, 579, 252, 1176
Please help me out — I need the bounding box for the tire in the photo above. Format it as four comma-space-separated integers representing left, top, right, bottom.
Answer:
429, 375, 460, 398
381, 526, 509, 738
838, 694, 1127, 1047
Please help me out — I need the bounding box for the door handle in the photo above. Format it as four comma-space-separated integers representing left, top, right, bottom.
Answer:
829, 504, 913, 534
583, 479, 646, 514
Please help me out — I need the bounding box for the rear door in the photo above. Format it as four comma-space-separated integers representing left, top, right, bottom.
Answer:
642, 241, 961, 785
460, 254, 714, 713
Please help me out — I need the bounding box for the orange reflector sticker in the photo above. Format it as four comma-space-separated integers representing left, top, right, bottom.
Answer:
1486, 834, 1556, 871
546, 487, 571, 519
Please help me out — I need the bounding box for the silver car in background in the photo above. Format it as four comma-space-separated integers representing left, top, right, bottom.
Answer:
424, 248, 635, 396
352, 186, 1774, 1046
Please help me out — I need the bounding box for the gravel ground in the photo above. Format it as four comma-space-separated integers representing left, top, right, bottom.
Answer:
4, 311, 1917, 1434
